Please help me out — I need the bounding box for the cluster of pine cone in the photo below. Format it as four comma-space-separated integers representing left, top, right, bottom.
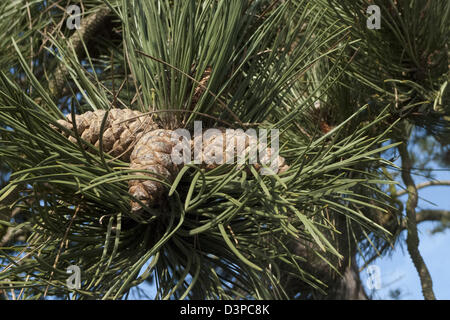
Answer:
54, 109, 288, 215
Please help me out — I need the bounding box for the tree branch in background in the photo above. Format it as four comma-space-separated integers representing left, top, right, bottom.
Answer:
48, 6, 111, 99
396, 181, 450, 197
0, 186, 20, 246
401, 210, 450, 229
398, 142, 436, 300
0, 227, 27, 248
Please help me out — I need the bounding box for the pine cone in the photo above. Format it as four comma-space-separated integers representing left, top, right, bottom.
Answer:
195, 129, 289, 174
128, 129, 180, 213
55, 108, 158, 161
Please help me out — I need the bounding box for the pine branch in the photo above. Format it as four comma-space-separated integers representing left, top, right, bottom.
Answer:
0, 0, 407, 300
398, 142, 436, 300
48, 6, 111, 99
0, 186, 23, 247
396, 180, 450, 197
401, 210, 450, 229
0, 227, 27, 247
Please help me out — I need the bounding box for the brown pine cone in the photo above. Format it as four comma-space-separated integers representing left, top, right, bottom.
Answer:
55, 108, 158, 161
195, 129, 289, 174
128, 129, 180, 213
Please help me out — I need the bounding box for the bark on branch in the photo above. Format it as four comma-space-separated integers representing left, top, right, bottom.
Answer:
401, 209, 450, 229
0, 227, 27, 247
398, 142, 436, 300
396, 180, 450, 197
49, 7, 111, 99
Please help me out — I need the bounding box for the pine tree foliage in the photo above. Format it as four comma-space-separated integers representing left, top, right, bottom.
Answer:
0, 0, 448, 300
